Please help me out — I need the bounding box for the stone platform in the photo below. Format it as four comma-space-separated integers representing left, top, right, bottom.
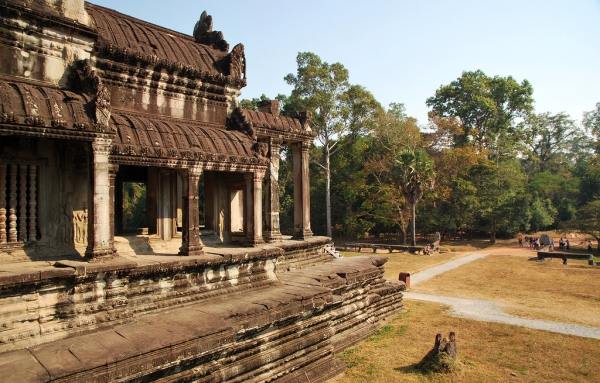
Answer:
0, 236, 405, 382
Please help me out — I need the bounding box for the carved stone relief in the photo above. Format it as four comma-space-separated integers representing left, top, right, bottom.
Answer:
74, 203, 88, 244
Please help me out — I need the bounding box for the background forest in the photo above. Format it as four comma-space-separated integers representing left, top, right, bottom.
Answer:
241, 52, 600, 246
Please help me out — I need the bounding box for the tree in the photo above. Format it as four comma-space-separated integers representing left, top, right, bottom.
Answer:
520, 112, 582, 174
426, 70, 534, 151
583, 103, 600, 138
392, 149, 435, 246
285, 52, 381, 237
570, 199, 600, 251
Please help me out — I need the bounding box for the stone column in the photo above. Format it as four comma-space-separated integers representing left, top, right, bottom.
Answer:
18, 165, 27, 242
8, 164, 17, 243
108, 164, 119, 256
85, 138, 116, 260
244, 171, 265, 246
178, 167, 203, 256
291, 141, 313, 240
28, 165, 37, 242
264, 138, 282, 243
0, 164, 6, 243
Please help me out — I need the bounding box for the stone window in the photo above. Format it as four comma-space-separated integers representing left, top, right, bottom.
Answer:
0, 163, 38, 244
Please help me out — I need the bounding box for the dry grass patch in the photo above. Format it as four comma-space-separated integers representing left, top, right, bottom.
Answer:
411, 254, 600, 327
341, 250, 472, 280
328, 300, 600, 383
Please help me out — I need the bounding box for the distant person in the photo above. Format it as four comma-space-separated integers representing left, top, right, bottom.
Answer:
559, 237, 564, 250
549, 238, 554, 252
566, 239, 570, 251
588, 241, 593, 252
518, 236, 523, 247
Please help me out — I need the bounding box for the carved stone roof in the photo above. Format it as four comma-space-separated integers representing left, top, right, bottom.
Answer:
229, 108, 316, 142
0, 80, 95, 131
111, 113, 266, 166
86, 3, 228, 78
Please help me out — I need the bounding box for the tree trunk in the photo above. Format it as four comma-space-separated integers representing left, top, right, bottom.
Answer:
325, 149, 332, 238
410, 202, 416, 246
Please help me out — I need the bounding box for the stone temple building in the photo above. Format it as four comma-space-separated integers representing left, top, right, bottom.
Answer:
0, 1, 405, 381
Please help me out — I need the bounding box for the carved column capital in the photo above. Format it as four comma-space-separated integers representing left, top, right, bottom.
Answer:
91, 137, 112, 155
108, 163, 119, 176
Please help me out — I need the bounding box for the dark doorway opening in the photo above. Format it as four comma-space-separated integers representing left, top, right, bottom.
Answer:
116, 166, 149, 234
122, 182, 147, 231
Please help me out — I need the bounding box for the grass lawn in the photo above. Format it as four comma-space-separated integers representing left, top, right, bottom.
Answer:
328, 300, 600, 383
411, 253, 600, 328
329, 233, 600, 382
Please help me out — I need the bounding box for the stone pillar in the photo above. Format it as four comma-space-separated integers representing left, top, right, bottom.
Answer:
178, 167, 203, 256
8, 164, 17, 243
244, 171, 265, 246
0, 164, 6, 243
108, 164, 119, 256
28, 165, 37, 242
85, 138, 116, 260
18, 165, 27, 242
264, 138, 282, 243
157, 170, 177, 241
146, 168, 158, 235
291, 141, 313, 239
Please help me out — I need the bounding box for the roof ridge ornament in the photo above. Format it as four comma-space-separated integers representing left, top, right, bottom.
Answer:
193, 11, 229, 52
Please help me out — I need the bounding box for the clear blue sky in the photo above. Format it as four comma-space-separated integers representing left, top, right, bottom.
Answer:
88, 0, 600, 125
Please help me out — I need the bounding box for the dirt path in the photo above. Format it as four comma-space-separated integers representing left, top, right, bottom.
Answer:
403, 252, 600, 340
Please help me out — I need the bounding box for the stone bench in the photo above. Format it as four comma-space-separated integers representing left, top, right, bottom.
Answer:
537, 251, 594, 265
344, 243, 428, 255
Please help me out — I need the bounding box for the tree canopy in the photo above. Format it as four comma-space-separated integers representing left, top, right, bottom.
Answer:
239, 60, 599, 245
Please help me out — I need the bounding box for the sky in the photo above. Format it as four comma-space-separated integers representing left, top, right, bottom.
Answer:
87, 0, 600, 125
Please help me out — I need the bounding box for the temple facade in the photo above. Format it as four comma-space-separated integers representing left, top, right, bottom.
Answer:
0, 1, 316, 261
0, 1, 405, 382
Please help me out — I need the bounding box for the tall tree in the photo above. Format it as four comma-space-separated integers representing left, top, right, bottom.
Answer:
392, 149, 435, 246
520, 112, 582, 174
285, 52, 381, 237
426, 70, 534, 151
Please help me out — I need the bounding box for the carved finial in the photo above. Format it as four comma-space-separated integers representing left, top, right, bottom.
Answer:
229, 43, 246, 80
192, 11, 229, 51
193, 11, 213, 42
290, 111, 313, 131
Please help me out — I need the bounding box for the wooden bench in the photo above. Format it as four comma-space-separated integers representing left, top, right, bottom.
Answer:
537, 251, 594, 265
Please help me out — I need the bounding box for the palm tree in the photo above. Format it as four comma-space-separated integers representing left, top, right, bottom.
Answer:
392, 149, 435, 246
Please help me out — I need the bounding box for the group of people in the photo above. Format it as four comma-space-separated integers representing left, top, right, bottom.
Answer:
518, 236, 570, 251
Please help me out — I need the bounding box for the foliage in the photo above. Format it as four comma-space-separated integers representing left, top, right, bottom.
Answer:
392, 149, 435, 246
426, 69, 533, 150
285, 52, 382, 237
276, 54, 598, 242
122, 182, 146, 229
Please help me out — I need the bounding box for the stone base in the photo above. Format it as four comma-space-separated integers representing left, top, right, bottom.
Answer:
264, 231, 283, 243
178, 244, 204, 256
0, 238, 405, 382
292, 228, 313, 240
244, 235, 266, 246
84, 245, 118, 261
